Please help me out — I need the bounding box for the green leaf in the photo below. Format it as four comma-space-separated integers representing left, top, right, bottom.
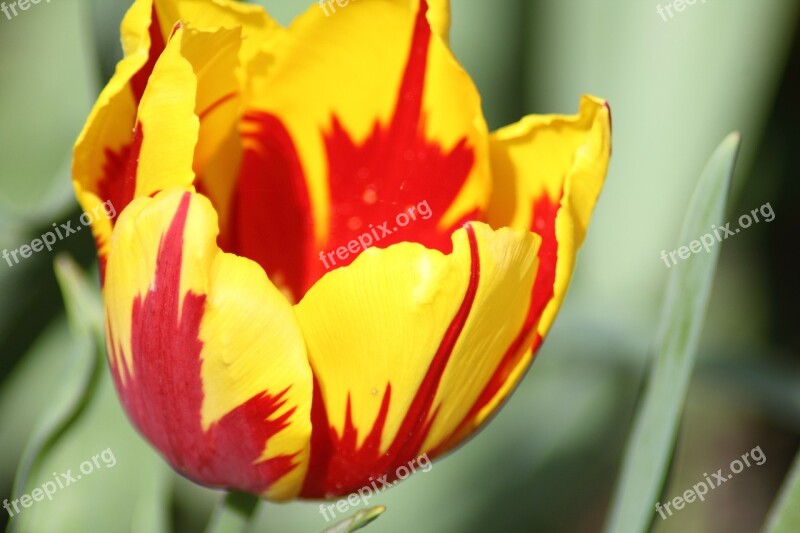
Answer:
764, 450, 800, 533
320, 506, 386, 533
8, 256, 172, 533
603, 133, 741, 533
9, 256, 104, 533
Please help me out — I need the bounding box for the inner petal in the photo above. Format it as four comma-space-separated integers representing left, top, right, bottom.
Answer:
223, 0, 489, 302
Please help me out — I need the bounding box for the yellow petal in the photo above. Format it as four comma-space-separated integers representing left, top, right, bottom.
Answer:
246, 0, 490, 243
232, 0, 490, 302
416, 96, 613, 454
487, 95, 611, 339
405, 0, 450, 42
104, 189, 313, 499
133, 27, 199, 200
72, 0, 158, 263
73, 0, 279, 266
295, 222, 539, 497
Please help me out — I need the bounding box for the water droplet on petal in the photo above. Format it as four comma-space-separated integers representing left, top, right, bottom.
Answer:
362, 185, 377, 205
347, 216, 362, 230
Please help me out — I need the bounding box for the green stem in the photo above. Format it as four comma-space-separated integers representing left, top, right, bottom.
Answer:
205, 491, 261, 533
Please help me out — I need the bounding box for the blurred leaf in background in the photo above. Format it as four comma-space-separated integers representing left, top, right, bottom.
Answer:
606, 133, 739, 533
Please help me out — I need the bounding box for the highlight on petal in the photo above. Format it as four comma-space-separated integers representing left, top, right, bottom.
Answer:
231, 0, 491, 302
294, 222, 540, 497
487, 95, 612, 343
104, 188, 314, 500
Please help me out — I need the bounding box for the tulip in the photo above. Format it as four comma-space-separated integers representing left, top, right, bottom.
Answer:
72, 0, 611, 500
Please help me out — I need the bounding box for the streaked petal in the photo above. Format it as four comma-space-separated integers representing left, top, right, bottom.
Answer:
404, 0, 450, 42
72, 0, 162, 265
487, 95, 611, 341
295, 222, 539, 497
419, 97, 613, 455
73, 0, 278, 269
230, 0, 491, 301
104, 188, 313, 500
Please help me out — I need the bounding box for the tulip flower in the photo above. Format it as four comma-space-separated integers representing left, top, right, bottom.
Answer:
72, 0, 611, 501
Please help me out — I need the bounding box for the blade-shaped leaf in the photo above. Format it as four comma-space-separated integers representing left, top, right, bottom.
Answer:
8, 256, 172, 533
604, 133, 741, 533
764, 450, 800, 533
9, 255, 104, 533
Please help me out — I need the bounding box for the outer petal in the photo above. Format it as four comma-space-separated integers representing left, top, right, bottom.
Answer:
432, 96, 612, 453
405, 0, 450, 42
487, 95, 611, 340
294, 222, 540, 497
231, 0, 491, 301
105, 188, 314, 500
72, 0, 278, 267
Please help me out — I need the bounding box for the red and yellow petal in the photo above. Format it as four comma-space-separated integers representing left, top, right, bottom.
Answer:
104, 188, 314, 500
294, 222, 540, 497
230, 0, 491, 301
398, 98, 612, 454
77, 23, 200, 275
73, 0, 278, 268
404, 0, 450, 42
487, 95, 611, 342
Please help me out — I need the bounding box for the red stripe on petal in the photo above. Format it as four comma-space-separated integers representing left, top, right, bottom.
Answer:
526, 193, 560, 322
433, 193, 562, 455
98, 122, 143, 227
300, 223, 481, 498
92, 7, 166, 260
130, 5, 167, 105
94, 123, 144, 283
321, 0, 476, 267
230, 112, 316, 302
108, 193, 299, 493
228, 0, 477, 300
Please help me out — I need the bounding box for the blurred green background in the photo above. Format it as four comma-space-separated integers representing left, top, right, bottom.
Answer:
1, 1, 799, 532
